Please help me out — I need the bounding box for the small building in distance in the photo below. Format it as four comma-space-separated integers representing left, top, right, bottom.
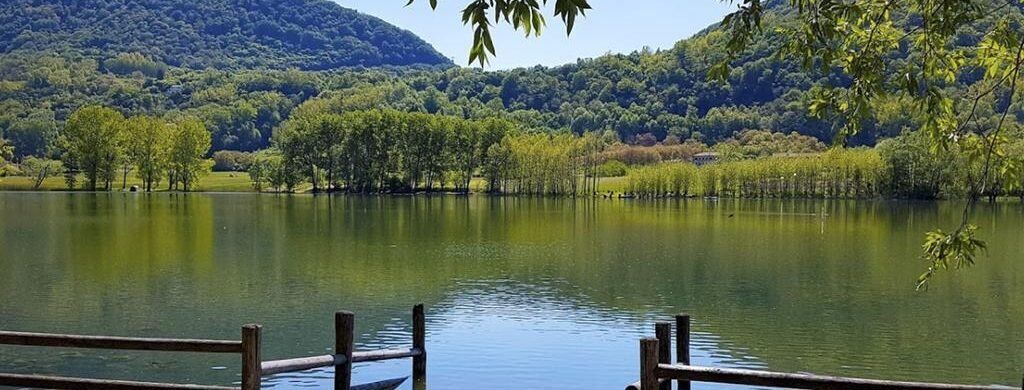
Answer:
693, 152, 719, 167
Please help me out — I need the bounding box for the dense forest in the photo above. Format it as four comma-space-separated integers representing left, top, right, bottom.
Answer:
0, 0, 452, 70
1, 0, 1023, 198
2, 1, 1022, 153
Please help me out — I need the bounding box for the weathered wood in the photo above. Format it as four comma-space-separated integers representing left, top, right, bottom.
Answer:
654, 322, 671, 390
0, 373, 237, 390
655, 364, 1006, 390
2, 308, 430, 390
625, 323, 674, 390
261, 354, 344, 376
0, 331, 242, 353
240, 325, 261, 390
350, 377, 407, 390
675, 314, 691, 390
412, 304, 426, 383
336, 311, 355, 390
355, 348, 422, 362
640, 338, 659, 390
260, 348, 423, 376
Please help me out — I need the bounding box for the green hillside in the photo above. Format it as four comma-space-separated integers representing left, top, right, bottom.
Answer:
0, 0, 1021, 156
0, 0, 452, 70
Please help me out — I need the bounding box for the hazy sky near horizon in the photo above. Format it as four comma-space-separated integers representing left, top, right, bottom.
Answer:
334, 1, 734, 69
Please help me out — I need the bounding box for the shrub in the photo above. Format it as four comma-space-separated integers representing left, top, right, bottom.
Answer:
596, 160, 628, 177
103, 53, 167, 78
212, 150, 255, 172
601, 144, 662, 165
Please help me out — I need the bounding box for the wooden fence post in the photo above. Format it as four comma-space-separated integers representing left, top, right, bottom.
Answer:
676, 314, 691, 390
640, 338, 659, 390
412, 304, 426, 384
241, 324, 261, 390
655, 322, 671, 390
335, 311, 354, 390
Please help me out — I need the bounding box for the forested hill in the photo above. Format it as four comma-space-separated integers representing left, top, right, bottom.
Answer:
428, 26, 836, 144
0, 0, 453, 70
1, 1, 1022, 156
428, 2, 1015, 146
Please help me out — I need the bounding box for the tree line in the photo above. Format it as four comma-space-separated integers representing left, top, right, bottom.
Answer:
624, 138, 1024, 200
51, 105, 212, 191
4, 101, 1021, 200
626, 149, 887, 199
259, 107, 608, 196
268, 108, 508, 193
136, 107, 1023, 201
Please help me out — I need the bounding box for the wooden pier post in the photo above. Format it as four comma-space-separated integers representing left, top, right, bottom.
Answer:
241, 324, 261, 390
336, 311, 355, 390
412, 304, 426, 385
654, 322, 671, 390
676, 314, 691, 390
640, 338, 659, 390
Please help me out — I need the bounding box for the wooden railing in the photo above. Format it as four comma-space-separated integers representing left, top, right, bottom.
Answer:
259, 304, 426, 389
0, 326, 254, 390
627, 314, 1023, 390
0, 304, 427, 390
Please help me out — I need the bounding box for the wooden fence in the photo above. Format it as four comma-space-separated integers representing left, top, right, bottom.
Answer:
627, 314, 1023, 390
0, 304, 427, 390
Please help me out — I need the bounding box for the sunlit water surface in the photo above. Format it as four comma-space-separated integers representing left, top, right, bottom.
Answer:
0, 193, 1022, 389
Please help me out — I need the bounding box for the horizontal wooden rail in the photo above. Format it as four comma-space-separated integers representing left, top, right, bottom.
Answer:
655, 364, 1010, 390
262, 354, 340, 376
1, 305, 428, 390
631, 318, 1019, 390
0, 331, 243, 353
354, 347, 422, 363
261, 348, 424, 376
0, 373, 238, 390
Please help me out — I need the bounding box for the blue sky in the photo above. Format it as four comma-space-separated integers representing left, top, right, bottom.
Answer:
334, 1, 735, 69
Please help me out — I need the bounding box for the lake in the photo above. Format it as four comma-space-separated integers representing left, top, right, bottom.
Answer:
0, 193, 1022, 389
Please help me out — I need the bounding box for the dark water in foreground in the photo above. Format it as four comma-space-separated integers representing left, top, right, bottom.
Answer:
0, 193, 1022, 389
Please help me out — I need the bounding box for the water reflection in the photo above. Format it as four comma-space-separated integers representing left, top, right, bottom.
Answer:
262, 279, 765, 389
0, 193, 1022, 389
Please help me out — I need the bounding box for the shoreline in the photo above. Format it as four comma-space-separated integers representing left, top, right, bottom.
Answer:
1, 188, 1022, 203
3, 172, 1023, 202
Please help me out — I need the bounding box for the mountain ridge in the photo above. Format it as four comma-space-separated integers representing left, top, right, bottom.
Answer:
0, 0, 453, 70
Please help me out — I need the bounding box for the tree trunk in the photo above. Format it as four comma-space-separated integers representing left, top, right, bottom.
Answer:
327, 165, 334, 192
310, 165, 318, 193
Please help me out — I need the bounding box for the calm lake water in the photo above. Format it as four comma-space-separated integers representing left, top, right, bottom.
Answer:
0, 193, 1022, 389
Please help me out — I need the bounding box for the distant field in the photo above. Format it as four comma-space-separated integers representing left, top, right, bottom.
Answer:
0, 175, 70, 191
194, 172, 254, 192
0, 172, 630, 194
0, 172, 254, 192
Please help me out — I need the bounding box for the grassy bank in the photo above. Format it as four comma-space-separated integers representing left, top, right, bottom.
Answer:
0, 172, 254, 192
0, 172, 632, 195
